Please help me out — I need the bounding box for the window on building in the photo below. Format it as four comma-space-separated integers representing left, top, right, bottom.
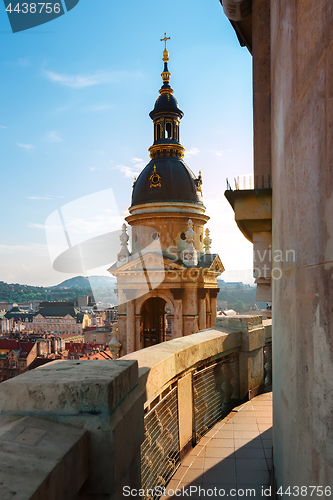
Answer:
165, 122, 172, 138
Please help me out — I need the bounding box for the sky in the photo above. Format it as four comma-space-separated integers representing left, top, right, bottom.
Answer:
0, 0, 254, 287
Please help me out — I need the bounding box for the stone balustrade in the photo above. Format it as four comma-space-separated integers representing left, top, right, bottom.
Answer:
0, 315, 271, 499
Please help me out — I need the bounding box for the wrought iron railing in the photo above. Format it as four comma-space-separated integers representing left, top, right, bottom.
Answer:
226, 174, 272, 190
264, 341, 272, 387
141, 386, 180, 499
193, 354, 239, 444
140, 353, 241, 498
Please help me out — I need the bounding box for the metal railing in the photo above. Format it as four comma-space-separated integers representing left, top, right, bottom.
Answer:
193, 354, 239, 444
226, 174, 272, 190
141, 386, 180, 499
140, 353, 240, 498
264, 341, 272, 387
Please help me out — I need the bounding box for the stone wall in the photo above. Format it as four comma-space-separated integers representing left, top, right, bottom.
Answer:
271, 0, 333, 488
0, 316, 271, 498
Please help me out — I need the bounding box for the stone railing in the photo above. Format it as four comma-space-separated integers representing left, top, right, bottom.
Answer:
0, 315, 271, 499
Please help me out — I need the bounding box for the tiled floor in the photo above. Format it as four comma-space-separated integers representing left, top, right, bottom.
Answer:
162, 391, 273, 499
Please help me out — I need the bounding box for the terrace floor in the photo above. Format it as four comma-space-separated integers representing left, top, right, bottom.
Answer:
162, 391, 273, 499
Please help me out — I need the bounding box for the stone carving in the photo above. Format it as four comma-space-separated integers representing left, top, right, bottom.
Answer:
117, 223, 130, 266
182, 219, 198, 267
203, 228, 212, 254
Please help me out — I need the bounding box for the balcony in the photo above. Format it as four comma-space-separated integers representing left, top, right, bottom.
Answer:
0, 315, 272, 499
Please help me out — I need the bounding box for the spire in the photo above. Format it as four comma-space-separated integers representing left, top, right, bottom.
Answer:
148, 34, 185, 160
160, 32, 171, 87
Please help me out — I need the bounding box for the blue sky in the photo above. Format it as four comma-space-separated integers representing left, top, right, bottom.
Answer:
0, 0, 254, 286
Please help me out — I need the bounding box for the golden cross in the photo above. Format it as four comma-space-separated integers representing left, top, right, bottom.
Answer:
160, 33, 170, 50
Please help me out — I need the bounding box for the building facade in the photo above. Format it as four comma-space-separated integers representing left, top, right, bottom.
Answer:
221, 0, 333, 489
32, 302, 90, 335
0, 340, 37, 382
110, 38, 224, 356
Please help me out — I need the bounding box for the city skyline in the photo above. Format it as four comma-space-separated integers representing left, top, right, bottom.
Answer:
0, 0, 254, 287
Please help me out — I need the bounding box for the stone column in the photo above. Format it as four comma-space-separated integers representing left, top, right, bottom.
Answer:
197, 288, 207, 331
135, 314, 141, 351
116, 289, 127, 356
215, 315, 265, 399
124, 290, 137, 355
171, 289, 184, 338
126, 301, 135, 354
210, 288, 219, 325
253, 231, 272, 301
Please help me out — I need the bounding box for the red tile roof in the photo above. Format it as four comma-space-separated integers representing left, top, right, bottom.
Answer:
19, 342, 35, 358
0, 340, 19, 350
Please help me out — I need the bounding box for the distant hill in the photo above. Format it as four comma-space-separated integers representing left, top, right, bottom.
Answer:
53, 275, 116, 289
0, 275, 117, 305
0, 276, 264, 311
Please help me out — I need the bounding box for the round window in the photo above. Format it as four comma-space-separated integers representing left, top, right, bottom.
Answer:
180, 232, 186, 241
152, 232, 159, 240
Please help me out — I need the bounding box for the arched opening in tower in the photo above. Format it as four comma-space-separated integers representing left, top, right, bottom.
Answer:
140, 297, 168, 348
165, 122, 172, 139
156, 124, 161, 141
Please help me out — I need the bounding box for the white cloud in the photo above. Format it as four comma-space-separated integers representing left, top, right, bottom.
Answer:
43, 70, 139, 89
184, 147, 200, 158
27, 194, 64, 200
215, 150, 224, 156
0, 125, 6, 129
45, 130, 63, 143
27, 223, 45, 229
114, 158, 146, 178
117, 165, 141, 178
27, 196, 53, 200
17, 143, 35, 150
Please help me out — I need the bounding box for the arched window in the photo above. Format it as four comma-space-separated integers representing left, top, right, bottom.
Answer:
175, 123, 179, 141
166, 122, 172, 139
156, 124, 161, 140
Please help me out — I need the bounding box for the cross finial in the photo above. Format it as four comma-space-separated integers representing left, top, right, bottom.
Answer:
160, 32, 170, 51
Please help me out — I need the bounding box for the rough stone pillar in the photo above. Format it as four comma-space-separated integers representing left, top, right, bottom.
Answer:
252, 0, 271, 186
198, 288, 207, 331
171, 289, 184, 338
253, 231, 272, 301
214, 315, 265, 399
177, 373, 193, 458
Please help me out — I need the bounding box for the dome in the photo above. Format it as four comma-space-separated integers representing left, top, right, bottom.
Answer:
150, 91, 183, 119
131, 157, 203, 207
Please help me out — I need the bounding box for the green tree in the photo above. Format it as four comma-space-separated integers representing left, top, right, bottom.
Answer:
233, 300, 246, 313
